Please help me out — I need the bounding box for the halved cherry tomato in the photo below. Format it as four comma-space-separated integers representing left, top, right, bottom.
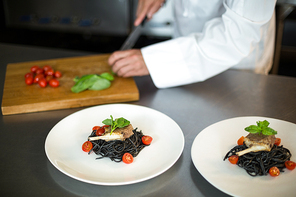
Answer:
285, 160, 296, 170
142, 135, 153, 145
54, 70, 62, 78
38, 78, 47, 88
237, 136, 245, 146
49, 79, 59, 87
122, 153, 133, 164
92, 126, 100, 131
269, 166, 280, 177
228, 155, 239, 164
25, 76, 34, 85
82, 141, 93, 152
95, 127, 105, 136
30, 65, 39, 73
274, 138, 281, 146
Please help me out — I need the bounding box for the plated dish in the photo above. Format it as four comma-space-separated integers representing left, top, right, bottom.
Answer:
191, 117, 296, 197
45, 104, 184, 185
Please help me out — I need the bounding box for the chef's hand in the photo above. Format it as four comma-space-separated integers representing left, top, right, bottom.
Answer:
108, 49, 149, 77
134, 0, 166, 26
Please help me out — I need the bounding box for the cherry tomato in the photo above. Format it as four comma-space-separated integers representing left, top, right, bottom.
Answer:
45, 68, 54, 76
122, 153, 133, 164
96, 127, 105, 136
92, 126, 100, 131
54, 70, 62, 78
49, 79, 59, 87
25, 76, 34, 85
93, 125, 109, 130
285, 160, 296, 170
38, 78, 47, 88
30, 65, 39, 73
35, 68, 44, 74
274, 138, 281, 146
43, 65, 52, 72
142, 135, 153, 145
82, 141, 93, 152
228, 155, 239, 164
24, 72, 34, 78
34, 73, 45, 83
237, 136, 245, 146
269, 166, 280, 177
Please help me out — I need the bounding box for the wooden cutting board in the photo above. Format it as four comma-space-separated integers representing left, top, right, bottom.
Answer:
1, 54, 139, 115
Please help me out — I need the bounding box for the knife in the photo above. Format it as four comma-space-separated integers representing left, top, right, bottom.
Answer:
120, 17, 147, 50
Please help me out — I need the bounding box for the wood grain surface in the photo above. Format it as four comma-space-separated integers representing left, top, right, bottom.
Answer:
1, 54, 139, 115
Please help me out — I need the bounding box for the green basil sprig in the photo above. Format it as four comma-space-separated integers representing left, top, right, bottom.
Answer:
102, 115, 130, 135
244, 120, 277, 135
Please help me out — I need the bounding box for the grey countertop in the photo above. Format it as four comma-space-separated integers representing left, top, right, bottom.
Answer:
1, 43, 296, 197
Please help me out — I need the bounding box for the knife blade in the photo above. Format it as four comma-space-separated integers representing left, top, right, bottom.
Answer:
120, 17, 147, 51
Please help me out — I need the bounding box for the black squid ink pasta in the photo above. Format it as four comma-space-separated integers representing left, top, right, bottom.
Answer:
223, 144, 292, 176
88, 128, 148, 162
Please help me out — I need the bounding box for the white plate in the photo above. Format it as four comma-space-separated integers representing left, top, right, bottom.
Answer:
45, 104, 184, 185
191, 116, 296, 197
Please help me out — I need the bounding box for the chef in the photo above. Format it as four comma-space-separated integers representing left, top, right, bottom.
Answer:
108, 0, 277, 88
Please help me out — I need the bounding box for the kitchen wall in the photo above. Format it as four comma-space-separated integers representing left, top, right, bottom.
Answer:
0, 0, 295, 78
2, 0, 173, 37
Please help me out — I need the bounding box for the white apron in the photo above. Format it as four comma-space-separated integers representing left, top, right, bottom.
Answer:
141, 0, 276, 88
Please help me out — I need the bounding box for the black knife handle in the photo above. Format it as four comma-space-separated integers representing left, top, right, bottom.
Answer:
141, 16, 148, 26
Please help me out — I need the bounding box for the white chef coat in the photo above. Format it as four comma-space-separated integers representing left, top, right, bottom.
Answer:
141, 0, 276, 88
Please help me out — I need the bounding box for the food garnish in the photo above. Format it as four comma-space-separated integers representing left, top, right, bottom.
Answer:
285, 161, 296, 170
142, 136, 153, 145
228, 155, 239, 164
82, 141, 93, 152
102, 115, 130, 135
244, 120, 277, 135
237, 136, 244, 146
122, 153, 134, 164
269, 167, 280, 177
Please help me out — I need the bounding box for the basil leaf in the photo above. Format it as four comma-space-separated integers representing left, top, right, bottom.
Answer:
245, 120, 277, 135
73, 76, 80, 82
102, 118, 112, 125
257, 120, 269, 129
102, 116, 130, 135
116, 117, 130, 128
100, 72, 114, 81
88, 77, 111, 91
71, 74, 99, 93
71, 73, 113, 93
245, 125, 261, 134
262, 127, 277, 135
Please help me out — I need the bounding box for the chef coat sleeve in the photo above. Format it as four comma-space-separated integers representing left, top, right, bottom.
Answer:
141, 0, 276, 88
